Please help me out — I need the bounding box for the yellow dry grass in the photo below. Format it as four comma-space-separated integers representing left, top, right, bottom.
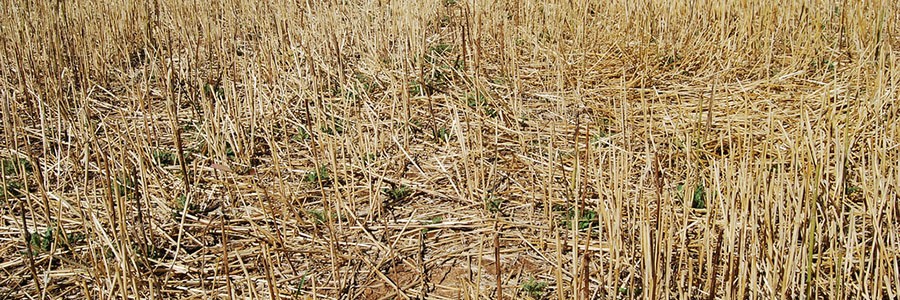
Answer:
1, 0, 898, 299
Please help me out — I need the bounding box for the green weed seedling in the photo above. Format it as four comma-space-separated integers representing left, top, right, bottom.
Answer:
427, 43, 452, 63
307, 209, 327, 224
811, 58, 836, 72
29, 227, 54, 253
62, 232, 85, 251
171, 194, 199, 219
3, 181, 24, 198
320, 118, 345, 135
409, 119, 424, 134
224, 143, 236, 158
355, 72, 377, 93
466, 93, 487, 108
521, 277, 548, 299
433, 126, 451, 142
1, 158, 32, 176
153, 150, 177, 166
692, 184, 706, 209
114, 176, 135, 197
676, 183, 706, 209
24, 226, 83, 255
432, 67, 450, 86
466, 93, 497, 117
306, 209, 343, 225
422, 216, 444, 234
559, 207, 599, 231
590, 119, 612, 148
484, 106, 498, 118
661, 54, 682, 68
361, 153, 379, 166
294, 273, 309, 295
137, 242, 164, 260
409, 81, 423, 96
203, 82, 225, 100
590, 133, 608, 148
430, 43, 452, 56
845, 184, 864, 202
292, 127, 310, 142
618, 286, 643, 296
487, 197, 506, 214
304, 166, 330, 184
382, 183, 412, 203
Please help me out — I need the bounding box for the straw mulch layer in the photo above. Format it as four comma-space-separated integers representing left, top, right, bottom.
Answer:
1, 0, 898, 299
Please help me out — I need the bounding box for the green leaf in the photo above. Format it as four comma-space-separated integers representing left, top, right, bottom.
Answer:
1, 158, 32, 175
382, 184, 412, 202
305, 166, 329, 183
692, 184, 706, 209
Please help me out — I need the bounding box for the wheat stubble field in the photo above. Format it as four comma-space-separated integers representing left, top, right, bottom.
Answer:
1, 0, 899, 299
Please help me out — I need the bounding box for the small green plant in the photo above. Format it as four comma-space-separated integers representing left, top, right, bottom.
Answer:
114, 176, 135, 197
362, 153, 379, 165
24, 226, 83, 255
433, 126, 451, 142
521, 277, 548, 299
430, 43, 452, 55
490, 77, 508, 85
29, 227, 54, 253
594, 118, 611, 140
203, 82, 225, 99
172, 194, 198, 218
560, 207, 598, 230
438, 15, 452, 28
320, 119, 344, 135
382, 184, 412, 203
618, 286, 643, 296
329, 85, 344, 98
486, 197, 506, 214
62, 233, 85, 250
465, 93, 497, 117
3, 180, 24, 198
409, 81, 423, 96
305, 166, 330, 183
590, 133, 607, 148
691, 184, 706, 209
305, 209, 343, 224
432, 67, 450, 86
845, 185, 864, 202
307, 209, 327, 224
48, 231, 84, 250
660, 54, 682, 68
811, 58, 836, 72
422, 216, 444, 234
1, 158, 32, 175
354, 72, 376, 93
484, 106, 498, 118
427, 43, 452, 63
294, 273, 309, 295
292, 127, 310, 142
152, 150, 177, 166
224, 143, 236, 158
176, 194, 187, 209
676, 183, 707, 209
409, 118, 424, 134
466, 93, 487, 108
